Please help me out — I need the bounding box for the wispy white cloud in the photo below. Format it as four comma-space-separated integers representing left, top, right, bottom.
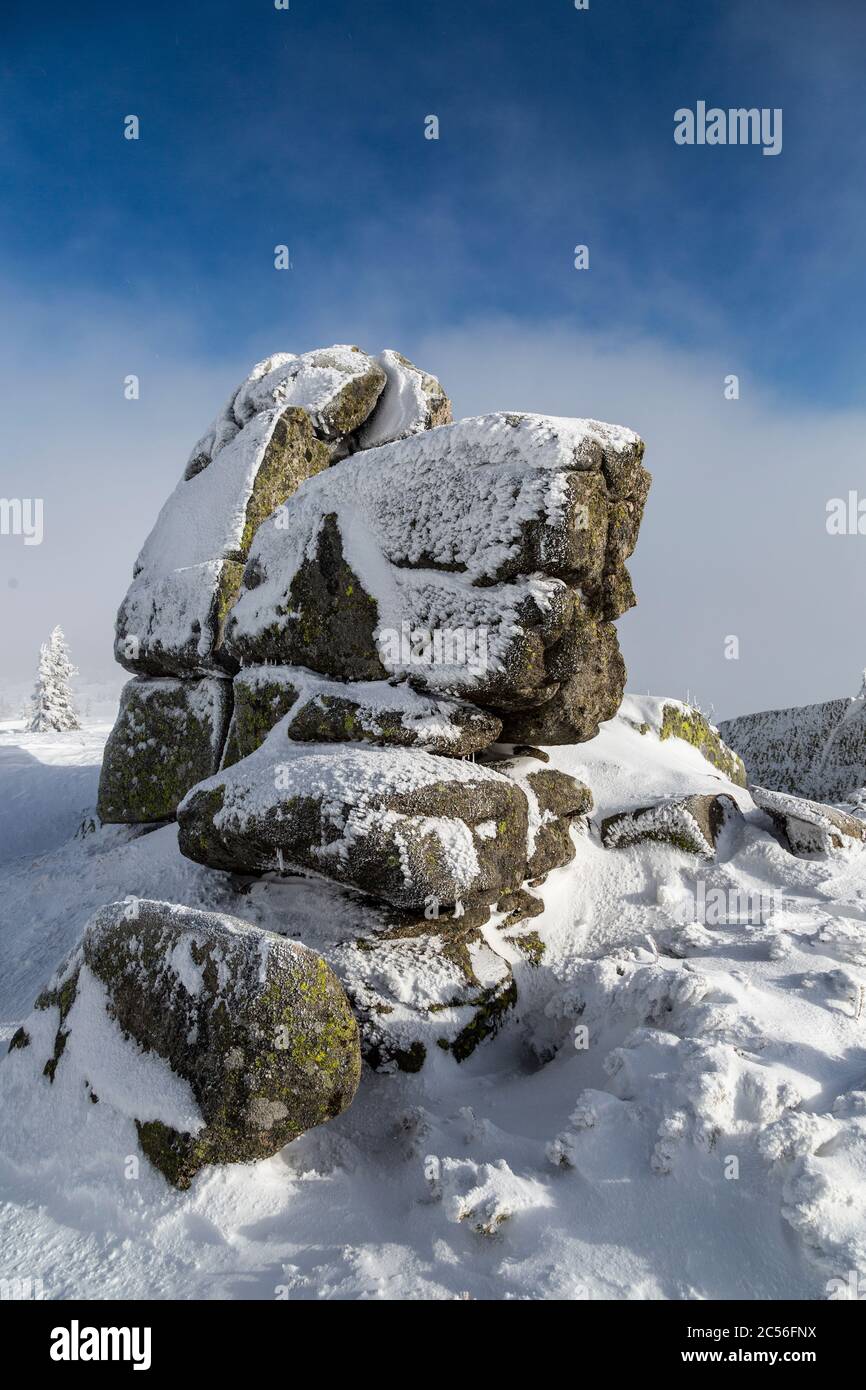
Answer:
2, 294, 863, 723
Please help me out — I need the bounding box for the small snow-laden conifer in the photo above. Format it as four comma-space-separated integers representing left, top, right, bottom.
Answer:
26, 626, 80, 732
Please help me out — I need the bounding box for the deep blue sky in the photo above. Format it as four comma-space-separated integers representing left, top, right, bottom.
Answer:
2, 0, 865, 717
3, 0, 865, 400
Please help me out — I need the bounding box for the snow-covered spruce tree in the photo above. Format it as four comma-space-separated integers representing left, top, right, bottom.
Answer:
26, 626, 80, 732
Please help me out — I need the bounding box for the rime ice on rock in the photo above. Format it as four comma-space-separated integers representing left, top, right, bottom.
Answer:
720, 677, 866, 802
178, 721, 530, 912
224, 663, 502, 764
224, 412, 649, 740
95, 350, 652, 1070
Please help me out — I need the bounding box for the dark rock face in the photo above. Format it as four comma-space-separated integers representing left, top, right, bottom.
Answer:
602, 793, 744, 859
29, 900, 362, 1189
751, 785, 866, 855
494, 605, 626, 744
481, 754, 593, 878
97, 677, 232, 824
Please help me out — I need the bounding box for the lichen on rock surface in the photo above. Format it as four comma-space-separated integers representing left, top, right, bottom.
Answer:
97, 677, 233, 824
660, 704, 747, 787
223, 412, 649, 741
225, 663, 501, 765
20, 900, 362, 1190
480, 752, 593, 878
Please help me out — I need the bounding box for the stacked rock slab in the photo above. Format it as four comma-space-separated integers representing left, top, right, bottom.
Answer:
98, 346, 452, 823
95, 353, 648, 1072
179, 726, 531, 912
177, 410, 643, 914
223, 412, 649, 741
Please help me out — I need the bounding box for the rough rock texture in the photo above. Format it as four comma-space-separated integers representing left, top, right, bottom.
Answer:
224, 412, 649, 742
102, 343, 454, 824
116, 396, 335, 678
114, 347, 449, 681
338, 903, 517, 1071
97, 677, 233, 824
178, 725, 530, 912
493, 603, 626, 744
28, 900, 361, 1189
97, 361, 650, 1061
751, 785, 866, 856
601, 793, 743, 858
224, 664, 501, 766
720, 689, 866, 802
481, 753, 593, 878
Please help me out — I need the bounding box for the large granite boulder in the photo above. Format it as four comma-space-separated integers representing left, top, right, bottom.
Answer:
19, 900, 361, 1189
178, 727, 530, 912
97, 677, 232, 823
224, 412, 649, 743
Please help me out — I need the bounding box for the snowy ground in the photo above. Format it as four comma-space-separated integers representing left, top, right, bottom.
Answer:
1, 701, 865, 1301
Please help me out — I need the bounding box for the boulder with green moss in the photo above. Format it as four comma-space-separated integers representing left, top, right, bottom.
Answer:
17, 900, 361, 1190
602, 793, 743, 858
97, 677, 233, 824
660, 704, 747, 787
223, 663, 501, 766
178, 728, 529, 913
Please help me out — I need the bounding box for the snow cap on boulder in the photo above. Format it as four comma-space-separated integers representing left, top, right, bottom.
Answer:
178, 720, 530, 911
224, 412, 649, 743
18, 899, 362, 1190
113, 345, 452, 680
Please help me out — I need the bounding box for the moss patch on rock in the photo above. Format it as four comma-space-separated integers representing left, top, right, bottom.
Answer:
81, 900, 362, 1189
97, 677, 233, 824
660, 704, 747, 786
